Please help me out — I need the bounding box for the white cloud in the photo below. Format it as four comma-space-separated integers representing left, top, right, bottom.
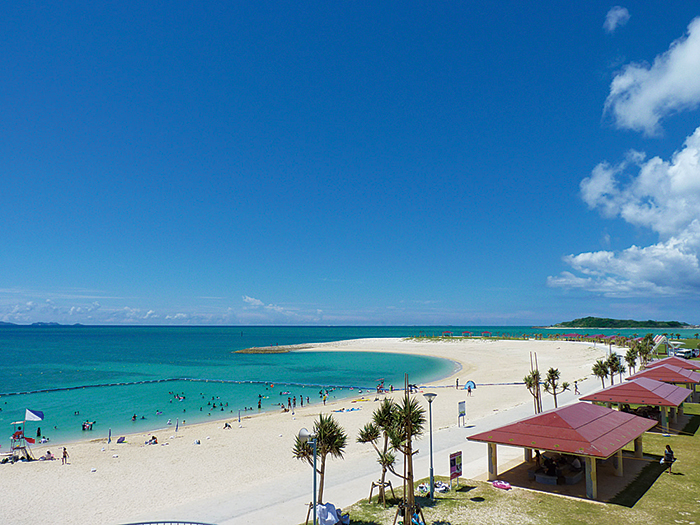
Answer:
604, 17, 700, 135
604, 6, 630, 34
581, 127, 700, 236
551, 127, 700, 295
242, 295, 264, 307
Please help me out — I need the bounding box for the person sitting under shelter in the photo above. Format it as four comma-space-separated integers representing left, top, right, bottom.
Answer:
543, 457, 556, 476
570, 456, 582, 472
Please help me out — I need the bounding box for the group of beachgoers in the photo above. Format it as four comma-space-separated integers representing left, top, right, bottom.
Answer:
38, 447, 69, 464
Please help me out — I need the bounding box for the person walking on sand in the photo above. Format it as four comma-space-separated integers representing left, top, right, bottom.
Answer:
62, 447, 69, 465
574, 381, 580, 395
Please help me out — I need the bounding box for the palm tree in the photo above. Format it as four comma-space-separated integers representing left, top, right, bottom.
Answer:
543, 367, 570, 408
639, 334, 655, 367
387, 378, 425, 525
606, 354, 621, 385
293, 413, 347, 505
625, 347, 638, 375
524, 369, 542, 414
357, 398, 397, 507
592, 359, 608, 388
617, 363, 626, 383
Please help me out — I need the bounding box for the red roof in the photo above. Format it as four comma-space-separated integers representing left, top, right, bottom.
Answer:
467, 402, 656, 459
627, 364, 700, 385
646, 356, 700, 371
580, 377, 691, 407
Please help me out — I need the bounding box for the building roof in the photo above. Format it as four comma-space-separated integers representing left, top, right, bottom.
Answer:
646, 356, 700, 371
627, 364, 700, 384
580, 377, 691, 407
467, 402, 656, 459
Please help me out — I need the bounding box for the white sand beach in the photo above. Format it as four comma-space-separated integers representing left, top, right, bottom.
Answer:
0, 338, 608, 524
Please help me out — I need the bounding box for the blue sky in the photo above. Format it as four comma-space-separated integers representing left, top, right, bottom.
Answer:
2, 2, 700, 326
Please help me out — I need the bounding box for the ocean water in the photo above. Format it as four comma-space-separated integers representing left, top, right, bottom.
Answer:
1, 325, 695, 447
0, 326, 459, 446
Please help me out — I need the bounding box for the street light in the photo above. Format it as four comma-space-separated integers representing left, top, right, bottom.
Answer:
299, 427, 317, 525
423, 392, 437, 500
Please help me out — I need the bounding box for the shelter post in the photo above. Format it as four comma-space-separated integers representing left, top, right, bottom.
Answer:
614, 450, 623, 477
678, 403, 684, 417
661, 406, 669, 433
585, 457, 598, 499
487, 443, 498, 481
524, 448, 532, 463
634, 435, 643, 458
670, 406, 678, 424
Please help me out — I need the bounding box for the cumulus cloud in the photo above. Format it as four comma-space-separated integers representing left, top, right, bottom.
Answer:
604, 17, 700, 135
604, 6, 630, 34
550, 127, 700, 295
242, 295, 297, 318
242, 295, 264, 307
581, 127, 700, 236
68, 302, 101, 316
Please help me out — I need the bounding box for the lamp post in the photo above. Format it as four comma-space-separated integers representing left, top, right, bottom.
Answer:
423, 392, 437, 500
299, 427, 317, 525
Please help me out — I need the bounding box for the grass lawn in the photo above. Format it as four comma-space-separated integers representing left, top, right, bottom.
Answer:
334, 403, 700, 525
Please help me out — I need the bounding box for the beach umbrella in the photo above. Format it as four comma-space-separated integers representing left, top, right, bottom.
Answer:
175, 418, 179, 432
108, 428, 111, 444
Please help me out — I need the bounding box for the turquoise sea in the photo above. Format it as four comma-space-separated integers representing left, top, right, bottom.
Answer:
1, 325, 696, 447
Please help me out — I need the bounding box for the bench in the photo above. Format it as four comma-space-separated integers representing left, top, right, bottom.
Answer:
563, 470, 583, 485
535, 472, 558, 485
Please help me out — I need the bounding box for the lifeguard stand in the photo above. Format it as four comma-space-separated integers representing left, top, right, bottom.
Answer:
9, 422, 35, 461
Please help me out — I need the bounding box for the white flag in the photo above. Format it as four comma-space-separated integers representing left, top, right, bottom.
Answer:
25, 409, 44, 421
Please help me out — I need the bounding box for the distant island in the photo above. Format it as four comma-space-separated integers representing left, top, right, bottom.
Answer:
0, 321, 84, 327
551, 317, 693, 329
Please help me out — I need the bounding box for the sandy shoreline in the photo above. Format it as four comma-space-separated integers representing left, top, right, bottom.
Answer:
0, 337, 607, 524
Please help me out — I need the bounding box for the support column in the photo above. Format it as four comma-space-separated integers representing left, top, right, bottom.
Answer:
524, 448, 532, 462
487, 443, 498, 481
634, 435, 643, 458
614, 450, 624, 477
671, 407, 678, 424
679, 403, 684, 417
606, 402, 612, 409
661, 406, 669, 434
585, 457, 598, 500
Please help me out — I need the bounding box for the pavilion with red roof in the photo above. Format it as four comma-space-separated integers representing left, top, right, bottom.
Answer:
580, 377, 692, 433
468, 402, 657, 499
646, 356, 700, 371
627, 363, 700, 404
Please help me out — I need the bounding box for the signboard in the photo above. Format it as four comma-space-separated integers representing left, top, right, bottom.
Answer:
450, 451, 462, 480
458, 400, 466, 426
